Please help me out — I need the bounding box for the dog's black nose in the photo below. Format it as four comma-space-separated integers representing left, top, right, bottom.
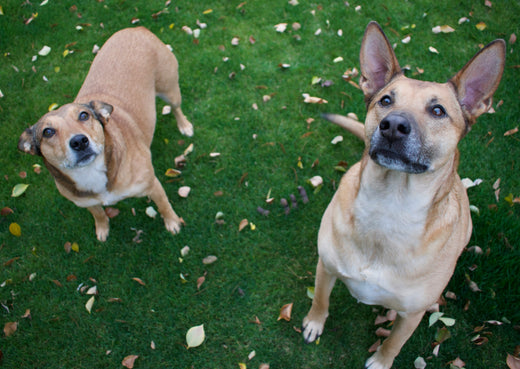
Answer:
69, 134, 89, 151
379, 114, 411, 141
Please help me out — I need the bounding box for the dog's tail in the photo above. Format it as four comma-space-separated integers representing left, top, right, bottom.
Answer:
322, 113, 365, 141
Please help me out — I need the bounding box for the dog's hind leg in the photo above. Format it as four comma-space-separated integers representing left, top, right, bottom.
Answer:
88, 205, 110, 242
148, 177, 183, 235
155, 53, 193, 137
365, 311, 425, 369
302, 258, 337, 343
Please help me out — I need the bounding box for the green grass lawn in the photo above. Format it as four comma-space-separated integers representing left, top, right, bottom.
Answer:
1, 0, 519, 368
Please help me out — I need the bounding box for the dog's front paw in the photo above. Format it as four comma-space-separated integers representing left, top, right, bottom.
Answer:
96, 226, 109, 242
365, 350, 394, 369
164, 216, 183, 235
302, 315, 325, 344
178, 121, 194, 137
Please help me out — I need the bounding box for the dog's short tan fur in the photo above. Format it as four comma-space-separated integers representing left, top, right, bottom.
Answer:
18, 27, 192, 241
302, 22, 505, 368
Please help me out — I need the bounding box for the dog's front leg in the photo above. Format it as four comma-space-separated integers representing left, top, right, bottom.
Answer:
302, 257, 337, 343
365, 310, 425, 369
88, 205, 110, 242
148, 177, 182, 235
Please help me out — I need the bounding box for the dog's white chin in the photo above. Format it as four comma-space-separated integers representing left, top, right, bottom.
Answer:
372, 153, 429, 174
75, 153, 98, 167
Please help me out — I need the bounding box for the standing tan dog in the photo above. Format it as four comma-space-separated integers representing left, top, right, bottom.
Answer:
302, 22, 505, 368
18, 27, 193, 241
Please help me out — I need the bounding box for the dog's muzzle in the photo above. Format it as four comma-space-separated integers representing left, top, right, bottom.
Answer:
69, 134, 98, 166
369, 112, 430, 174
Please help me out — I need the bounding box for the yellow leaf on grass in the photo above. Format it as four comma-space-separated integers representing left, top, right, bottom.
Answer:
186, 324, 205, 348
476, 22, 487, 31
165, 168, 181, 177
48, 103, 59, 111
71, 242, 79, 252
9, 223, 21, 237
239, 364, 247, 369
11, 183, 29, 197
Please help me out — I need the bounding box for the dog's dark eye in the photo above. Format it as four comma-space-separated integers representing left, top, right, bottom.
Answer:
380, 95, 393, 107
42, 128, 56, 138
78, 111, 90, 121
431, 105, 446, 117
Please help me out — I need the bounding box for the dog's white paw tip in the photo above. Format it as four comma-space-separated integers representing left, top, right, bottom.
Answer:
96, 230, 109, 242
301, 320, 323, 344
365, 352, 393, 369
165, 219, 182, 235
179, 122, 194, 137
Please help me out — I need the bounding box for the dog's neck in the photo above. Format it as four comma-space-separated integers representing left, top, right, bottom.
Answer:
69, 154, 108, 193
45, 154, 108, 198
353, 153, 460, 254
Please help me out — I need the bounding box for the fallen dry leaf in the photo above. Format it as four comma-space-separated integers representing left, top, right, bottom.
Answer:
375, 327, 391, 337
448, 357, 466, 368
308, 176, 323, 188
22, 309, 31, 319
85, 296, 95, 314
414, 356, 427, 369
197, 275, 205, 289
178, 186, 191, 198
186, 324, 205, 348
504, 127, 518, 136
302, 93, 328, 104
122, 355, 139, 369
202, 255, 217, 265
239, 219, 249, 232
11, 183, 29, 197
507, 353, 520, 369
3, 322, 18, 337
476, 22, 487, 31
278, 303, 293, 321
165, 168, 182, 177
274, 23, 288, 33
432, 25, 455, 34
105, 207, 120, 218
132, 277, 146, 286
368, 339, 381, 353
9, 223, 21, 237
1, 207, 13, 216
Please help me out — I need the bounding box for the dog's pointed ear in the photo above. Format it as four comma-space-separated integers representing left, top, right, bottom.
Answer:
18, 125, 41, 156
89, 101, 113, 124
359, 21, 402, 100
449, 39, 505, 124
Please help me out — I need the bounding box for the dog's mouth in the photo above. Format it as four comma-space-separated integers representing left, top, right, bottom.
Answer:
369, 149, 429, 174
75, 151, 98, 166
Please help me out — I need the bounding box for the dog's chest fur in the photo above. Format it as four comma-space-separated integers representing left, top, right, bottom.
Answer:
322, 165, 440, 311
58, 154, 147, 208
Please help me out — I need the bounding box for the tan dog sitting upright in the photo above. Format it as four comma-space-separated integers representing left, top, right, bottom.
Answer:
302, 22, 505, 368
18, 27, 193, 241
